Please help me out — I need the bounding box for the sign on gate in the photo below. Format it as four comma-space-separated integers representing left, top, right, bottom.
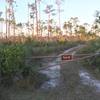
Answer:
61, 54, 73, 61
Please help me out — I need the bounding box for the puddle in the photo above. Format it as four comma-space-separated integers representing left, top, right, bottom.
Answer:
39, 46, 80, 90
79, 69, 100, 92
39, 45, 86, 90
40, 61, 61, 90
39, 44, 100, 93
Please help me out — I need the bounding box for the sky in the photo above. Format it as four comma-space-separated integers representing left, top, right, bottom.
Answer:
0, 0, 100, 25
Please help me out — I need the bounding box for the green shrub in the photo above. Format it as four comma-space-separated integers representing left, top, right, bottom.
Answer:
0, 40, 80, 87
0, 45, 26, 85
79, 39, 100, 72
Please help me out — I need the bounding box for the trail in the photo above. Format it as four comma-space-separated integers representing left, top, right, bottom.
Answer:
8, 45, 100, 100
34, 45, 100, 100
39, 45, 84, 90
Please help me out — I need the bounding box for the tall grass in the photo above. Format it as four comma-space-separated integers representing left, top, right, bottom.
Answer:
78, 38, 100, 73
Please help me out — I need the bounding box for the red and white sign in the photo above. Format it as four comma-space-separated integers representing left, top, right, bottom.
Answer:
61, 54, 73, 61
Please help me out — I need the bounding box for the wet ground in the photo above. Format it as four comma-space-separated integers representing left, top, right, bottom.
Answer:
37, 45, 100, 100
39, 45, 81, 90
60, 61, 100, 100
2, 45, 100, 100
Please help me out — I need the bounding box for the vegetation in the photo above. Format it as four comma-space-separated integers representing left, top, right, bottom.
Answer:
1, 1, 100, 100
0, 44, 25, 86
78, 38, 100, 75
77, 10, 100, 74
0, 0, 99, 40
0, 39, 80, 88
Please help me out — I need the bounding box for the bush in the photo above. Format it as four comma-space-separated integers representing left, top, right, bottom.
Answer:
79, 39, 100, 72
0, 40, 80, 87
0, 44, 26, 86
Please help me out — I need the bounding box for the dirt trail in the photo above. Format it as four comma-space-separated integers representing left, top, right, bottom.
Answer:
32, 45, 100, 100
60, 61, 100, 100
3, 45, 100, 100
30, 45, 100, 100
32, 65, 100, 100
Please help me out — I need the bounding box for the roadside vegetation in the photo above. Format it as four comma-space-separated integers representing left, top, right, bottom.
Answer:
74, 10, 100, 75
78, 38, 100, 78
0, 38, 84, 100
0, 39, 80, 88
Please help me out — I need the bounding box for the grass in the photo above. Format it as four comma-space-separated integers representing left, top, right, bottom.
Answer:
60, 61, 100, 100
77, 38, 100, 79
0, 39, 84, 100
1, 61, 100, 100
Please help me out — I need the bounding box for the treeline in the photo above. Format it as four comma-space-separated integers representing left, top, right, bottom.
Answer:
0, 1, 100, 39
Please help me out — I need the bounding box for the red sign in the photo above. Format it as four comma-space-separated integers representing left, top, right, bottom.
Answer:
61, 55, 72, 60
